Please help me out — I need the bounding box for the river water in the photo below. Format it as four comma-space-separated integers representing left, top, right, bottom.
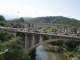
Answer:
35, 44, 69, 60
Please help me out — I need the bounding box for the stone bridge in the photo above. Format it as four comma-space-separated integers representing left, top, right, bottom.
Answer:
5, 21, 80, 33
18, 31, 80, 53
0, 27, 80, 53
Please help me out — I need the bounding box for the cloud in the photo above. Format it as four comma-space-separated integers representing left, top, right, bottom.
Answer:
18, 9, 56, 17
0, 4, 17, 11
58, 12, 69, 17
34, 10, 55, 17
63, 8, 68, 11
64, 13, 69, 17
0, 4, 70, 19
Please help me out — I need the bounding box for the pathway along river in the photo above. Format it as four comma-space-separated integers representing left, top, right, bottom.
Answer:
35, 43, 69, 60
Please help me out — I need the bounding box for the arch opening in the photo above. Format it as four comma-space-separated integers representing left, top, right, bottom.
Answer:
71, 28, 78, 33
27, 38, 71, 53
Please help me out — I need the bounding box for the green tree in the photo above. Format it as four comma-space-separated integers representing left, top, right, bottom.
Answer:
0, 30, 30, 60
0, 21, 5, 26
29, 49, 36, 60
77, 45, 80, 60
0, 37, 30, 60
0, 15, 11, 27
12, 17, 24, 22
0, 15, 5, 21
0, 30, 13, 42
0, 54, 4, 60
19, 17, 24, 22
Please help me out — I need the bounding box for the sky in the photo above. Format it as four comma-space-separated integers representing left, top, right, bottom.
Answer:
0, 0, 80, 20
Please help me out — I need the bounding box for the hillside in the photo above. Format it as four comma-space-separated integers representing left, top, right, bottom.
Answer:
28, 16, 80, 26
23, 17, 33, 21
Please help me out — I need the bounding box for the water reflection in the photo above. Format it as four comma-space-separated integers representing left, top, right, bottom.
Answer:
36, 45, 49, 60
35, 44, 69, 60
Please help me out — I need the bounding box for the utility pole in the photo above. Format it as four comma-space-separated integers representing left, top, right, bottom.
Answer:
16, 12, 19, 32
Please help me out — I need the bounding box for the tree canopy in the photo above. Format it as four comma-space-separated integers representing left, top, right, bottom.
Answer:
12, 17, 24, 22
28, 16, 80, 26
0, 15, 5, 21
0, 30, 31, 60
0, 30, 13, 42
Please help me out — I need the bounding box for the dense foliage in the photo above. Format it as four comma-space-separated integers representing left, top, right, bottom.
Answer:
0, 30, 13, 42
0, 15, 5, 21
41, 26, 57, 32
0, 15, 24, 28
28, 16, 80, 26
50, 40, 80, 59
12, 17, 24, 22
29, 49, 36, 60
9, 17, 24, 28
0, 30, 30, 60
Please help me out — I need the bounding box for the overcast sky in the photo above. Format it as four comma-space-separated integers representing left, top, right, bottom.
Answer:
0, 0, 80, 20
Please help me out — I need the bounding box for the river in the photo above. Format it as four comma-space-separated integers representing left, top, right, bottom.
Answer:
35, 44, 69, 60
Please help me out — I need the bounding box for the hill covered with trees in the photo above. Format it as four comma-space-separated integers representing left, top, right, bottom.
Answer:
28, 16, 80, 26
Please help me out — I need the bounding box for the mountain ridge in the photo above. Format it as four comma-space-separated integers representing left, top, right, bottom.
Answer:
27, 16, 80, 26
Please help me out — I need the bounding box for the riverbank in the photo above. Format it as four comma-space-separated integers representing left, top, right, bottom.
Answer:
42, 43, 69, 60
46, 43, 78, 60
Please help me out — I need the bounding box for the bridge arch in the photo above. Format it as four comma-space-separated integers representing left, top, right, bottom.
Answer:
17, 32, 80, 53
27, 38, 69, 53
71, 28, 78, 33
37, 26, 58, 32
